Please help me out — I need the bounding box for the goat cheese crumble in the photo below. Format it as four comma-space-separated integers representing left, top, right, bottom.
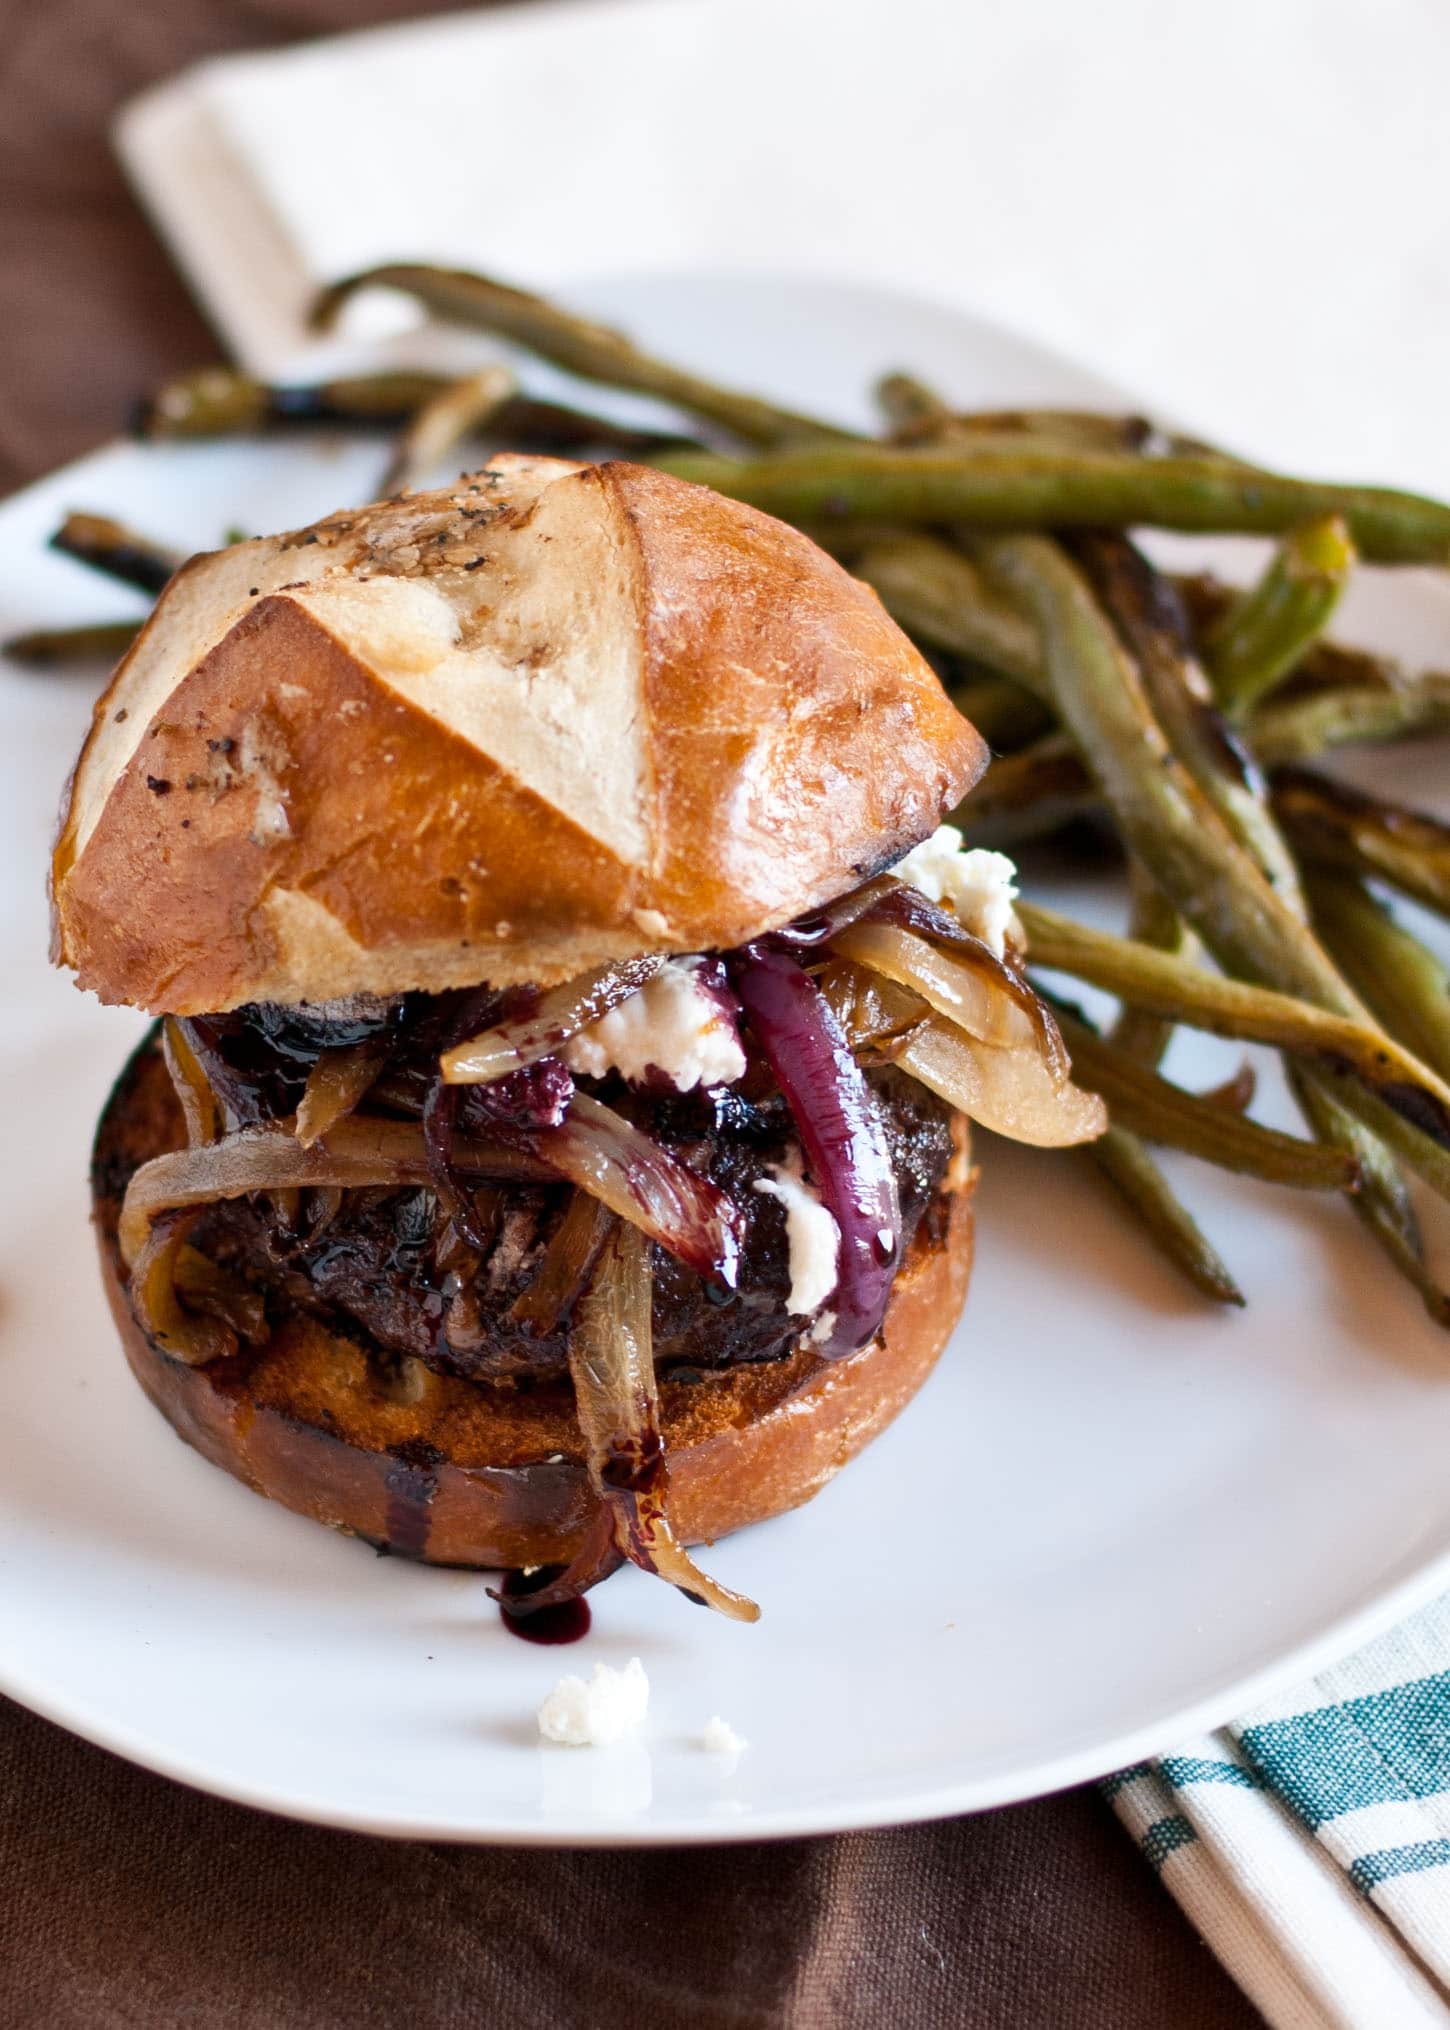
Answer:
701, 1715, 748, 1755
893, 826, 1020, 958
537, 1656, 650, 1747
755, 1148, 841, 1314
564, 958, 746, 1091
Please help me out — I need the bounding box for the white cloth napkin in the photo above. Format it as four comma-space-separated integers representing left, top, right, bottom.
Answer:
1108, 1598, 1450, 2026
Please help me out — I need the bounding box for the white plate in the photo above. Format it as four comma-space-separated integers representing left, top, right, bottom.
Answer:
4, 273, 1450, 1845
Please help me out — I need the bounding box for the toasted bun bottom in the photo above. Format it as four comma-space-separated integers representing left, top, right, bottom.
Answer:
93, 1050, 974, 1569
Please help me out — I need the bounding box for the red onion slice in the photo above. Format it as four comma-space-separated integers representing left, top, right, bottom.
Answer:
529, 1092, 744, 1288
728, 943, 901, 1358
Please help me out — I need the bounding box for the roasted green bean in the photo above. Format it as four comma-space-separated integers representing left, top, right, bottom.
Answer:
977, 536, 1352, 1005
958, 695, 1450, 839
137, 364, 703, 456
1090, 533, 1438, 1315
137, 367, 449, 436
1250, 679, 1450, 764
50, 512, 182, 596
1180, 569, 1424, 702
1000, 548, 1445, 1226
1305, 867, 1450, 1086
380, 364, 518, 494
1030, 880, 1450, 1204
1021, 899, 1403, 1067
876, 377, 1212, 459
847, 529, 1047, 692
1273, 769, 1450, 916
660, 444, 1450, 564
2, 620, 141, 666
1051, 1009, 1359, 1191
1022, 898, 1450, 1205
938, 409, 1159, 454
1289, 1065, 1450, 1327
1109, 865, 1192, 1068
312, 266, 844, 449
1203, 516, 1355, 716
1085, 1124, 1245, 1305
1070, 531, 1306, 915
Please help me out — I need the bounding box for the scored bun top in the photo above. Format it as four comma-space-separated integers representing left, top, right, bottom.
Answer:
52, 455, 986, 1014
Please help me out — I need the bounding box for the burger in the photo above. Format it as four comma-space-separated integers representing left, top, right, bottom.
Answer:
52, 454, 1103, 1624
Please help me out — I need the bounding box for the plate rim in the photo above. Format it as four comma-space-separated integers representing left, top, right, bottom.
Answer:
9, 1520, 1450, 1846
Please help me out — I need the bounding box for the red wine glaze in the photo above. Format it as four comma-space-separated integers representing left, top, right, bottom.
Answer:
497, 1565, 592, 1645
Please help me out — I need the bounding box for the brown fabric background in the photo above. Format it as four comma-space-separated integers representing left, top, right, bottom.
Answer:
0, 3, 1262, 2023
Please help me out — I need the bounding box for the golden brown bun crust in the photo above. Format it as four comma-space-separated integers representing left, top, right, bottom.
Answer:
54, 456, 986, 1014
92, 1042, 974, 1568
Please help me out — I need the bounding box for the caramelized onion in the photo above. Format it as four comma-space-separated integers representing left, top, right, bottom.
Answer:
871, 878, 1021, 955
830, 917, 1060, 1066
508, 1187, 614, 1333
864, 976, 1107, 1146
865, 882, 1045, 1034
162, 1018, 221, 1147
817, 960, 932, 1062
119, 1116, 552, 1265
566, 1222, 759, 1621
174, 1246, 270, 1344
422, 1080, 499, 1252
767, 874, 904, 949
295, 1040, 392, 1146
531, 1093, 744, 1287
729, 943, 900, 1357
129, 1210, 238, 1366
822, 951, 1104, 1147
440, 957, 664, 1084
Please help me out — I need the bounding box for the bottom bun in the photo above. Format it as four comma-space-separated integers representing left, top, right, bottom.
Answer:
93, 1038, 975, 1570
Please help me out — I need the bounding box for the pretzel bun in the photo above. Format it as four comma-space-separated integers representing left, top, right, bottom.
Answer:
93, 1040, 975, 1567
52, 455, 985, 1016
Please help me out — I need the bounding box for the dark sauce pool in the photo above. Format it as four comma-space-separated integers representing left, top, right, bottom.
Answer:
497, 1565, 592, 1645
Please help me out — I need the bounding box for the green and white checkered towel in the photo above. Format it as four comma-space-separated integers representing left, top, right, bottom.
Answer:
1107, 1597, 1450, 2025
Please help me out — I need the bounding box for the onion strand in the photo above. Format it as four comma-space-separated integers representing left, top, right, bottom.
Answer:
508, 1187, 614, 1333
129, 1209, 238, 1366
119, 1115, 552, 1266
162, 1018, 221, 1147
830, 917, 1060, 1066
441, 957, 664, 1084
295, 1039, 391, 1146
568, 1222, 759, 1621
531, 1091, 744, 1286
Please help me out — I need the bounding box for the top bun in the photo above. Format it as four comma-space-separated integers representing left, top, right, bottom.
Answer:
52, 455, 985, 1014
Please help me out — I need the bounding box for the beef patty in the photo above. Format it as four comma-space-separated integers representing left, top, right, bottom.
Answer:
100, 995, 956, 1389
